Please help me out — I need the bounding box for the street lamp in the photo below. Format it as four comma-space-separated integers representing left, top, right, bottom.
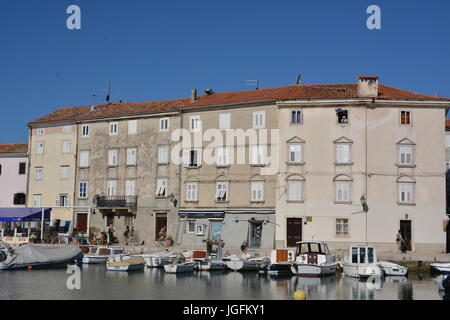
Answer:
361, 195, 369, 213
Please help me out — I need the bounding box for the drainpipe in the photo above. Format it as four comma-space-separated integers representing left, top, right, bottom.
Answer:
175, 108, 184, 245
365, 105, 368, 244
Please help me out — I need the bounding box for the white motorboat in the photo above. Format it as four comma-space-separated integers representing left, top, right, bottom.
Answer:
196, 260, 226, 271
225, 254, 260, 271
164, 262, 196, 273
434, 274, 450, 291
106, 255, 145, 271
290, 241, 338, 277
430, 263, 450, 274
143, 251, 178, 268
342, 245, 382, 279
378, 261, 408, 276
82, 246, 125, 264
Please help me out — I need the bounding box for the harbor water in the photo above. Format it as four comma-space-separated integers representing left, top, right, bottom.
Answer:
0, 265, 448, 300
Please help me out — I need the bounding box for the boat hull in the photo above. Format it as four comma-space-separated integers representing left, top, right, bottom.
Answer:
0, 253, 82, 270
259, 263, 292, 275
225, 260, 259, 272
106, 263, 145, 272
379, 261, 408, 277
430, 263, 450, 274
197, 262, 226, 271
164, 263, 195, 274
82, 256, 109, 264
342, 262, 382, 279
290, 262, 337, 277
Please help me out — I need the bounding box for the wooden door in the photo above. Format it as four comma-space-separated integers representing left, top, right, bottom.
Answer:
307, 253, 318, 265
287, 218, 302, 247
249, 221, 263, 248
400, 220, 412, 251
76, 213, 88, 233
155, 214, 167, 241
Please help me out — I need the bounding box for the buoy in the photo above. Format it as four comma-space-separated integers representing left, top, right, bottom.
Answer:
27, 265, 32, 270
293, 289, 307, 300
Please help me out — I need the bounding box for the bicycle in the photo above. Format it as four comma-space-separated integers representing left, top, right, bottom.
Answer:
129, 230, 140, 245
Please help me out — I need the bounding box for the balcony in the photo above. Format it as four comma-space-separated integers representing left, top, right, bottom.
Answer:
95, 196, 138, 208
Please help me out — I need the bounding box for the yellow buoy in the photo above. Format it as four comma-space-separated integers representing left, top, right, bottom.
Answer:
293, 289, 307, 300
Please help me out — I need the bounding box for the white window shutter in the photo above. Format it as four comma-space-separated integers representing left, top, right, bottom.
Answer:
196, 148, 202, 166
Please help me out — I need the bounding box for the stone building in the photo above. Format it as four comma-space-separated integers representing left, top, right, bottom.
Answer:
0, 143, 28, 208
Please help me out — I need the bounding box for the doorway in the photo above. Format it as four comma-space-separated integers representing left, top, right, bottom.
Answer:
287, 218, 302, 247
249, 220, 263, 248
446, 217, 450, 253
155, 213, 167, 241
400, 220, 412, 251
76, 213, 87, 233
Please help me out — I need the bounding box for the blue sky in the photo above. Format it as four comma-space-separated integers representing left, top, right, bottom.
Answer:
1, 0, 450, 144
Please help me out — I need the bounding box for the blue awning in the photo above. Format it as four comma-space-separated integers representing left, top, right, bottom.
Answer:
178, 210, 225, 218
0, 208, 52, 222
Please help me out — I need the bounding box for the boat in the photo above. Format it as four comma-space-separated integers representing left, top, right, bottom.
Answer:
225, 254, 260, 271
82, 246, 125, 264
194, 240, 227, 271
435, 275, 450, 291
430, 263, 450, 274
342, 245, 382, 279
378, 261, 408, 276
143, 250, 189, 268
106, 255, 145, 271
0, 241, 82, 270
290, 241, 338, 277
163, 253, 195, 274
259, 249, 294, 275
196, 259, 227, 271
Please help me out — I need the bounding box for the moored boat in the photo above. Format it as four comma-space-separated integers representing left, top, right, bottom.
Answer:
430, 263, 450, 274
259, 249, 295, 275
378, 261, 408, 277
82, 246, 125, 264
164, 262, 196, 273
290, 241, 338, 277
225, 254, 260, 271
342, 245, 382, 279
143, 250, 178, 268
106, 256, 145, 271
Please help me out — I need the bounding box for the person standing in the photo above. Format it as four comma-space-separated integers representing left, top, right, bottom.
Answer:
107, 225, 115, 246
396, 230, 404, 252
123, 226, 130, 245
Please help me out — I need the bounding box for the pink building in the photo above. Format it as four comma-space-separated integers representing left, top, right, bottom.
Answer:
0, 143, 28, 207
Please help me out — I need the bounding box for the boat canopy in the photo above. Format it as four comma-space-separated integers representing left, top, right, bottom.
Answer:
0, 208, 51, 222
178, 210, 225, 218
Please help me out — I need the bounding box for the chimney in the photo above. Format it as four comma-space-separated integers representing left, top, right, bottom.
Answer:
357, 76, 379, 97
191, 89, 197, 102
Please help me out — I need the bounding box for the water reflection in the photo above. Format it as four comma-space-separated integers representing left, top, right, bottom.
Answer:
0, 265, 446, 300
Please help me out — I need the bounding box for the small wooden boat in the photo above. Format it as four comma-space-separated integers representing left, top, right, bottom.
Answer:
225, 254, 260, 271
106, 256, 145, 271
430, 263, 450, 274
290, 242, 338, 277
196, 260, 226, 271
142, 251, 178, 268
342, 245, 382, 279
82, 246, 125, 264
164, 262, 196, 274
378, 261, 408, 276
259, 250, 294, 275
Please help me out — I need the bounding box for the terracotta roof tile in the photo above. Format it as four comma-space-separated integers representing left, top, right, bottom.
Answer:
29, 82, 450, 125
0, 143, 28, 154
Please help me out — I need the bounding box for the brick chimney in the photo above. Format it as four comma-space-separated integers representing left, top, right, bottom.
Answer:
357, 76, 379, 97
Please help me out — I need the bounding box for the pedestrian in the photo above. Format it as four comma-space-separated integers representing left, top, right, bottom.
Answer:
107, 225, 115, 246
123, 226, 130, 245
396, 230, 404, 252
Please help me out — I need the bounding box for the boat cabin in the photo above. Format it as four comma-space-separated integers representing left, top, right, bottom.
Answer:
294, 241, 332, 265
87, 247, 124, 256
349, 245, 377, 265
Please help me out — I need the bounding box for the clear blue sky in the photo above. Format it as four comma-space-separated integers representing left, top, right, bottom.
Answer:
1, 0, 450, 144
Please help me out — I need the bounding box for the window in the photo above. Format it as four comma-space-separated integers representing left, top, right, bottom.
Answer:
108, 149, 118, 166
252, 111, 265, 129
18, 162, 26, 175
336, 182, 350, 202
79, 182, 88, 198
336, 218, 349, 237
13, 193, 26, 205
216, 147, 229, 166
125, 180, 136, 197
158, 146, 169, 164
288, 143, 303, 163
336, 109, 349, 124
401, 110, 411, 125
57, 194, 69, 207
81, 124, 90, 137
156, 178, 168, 197
288, 181, 303, 201
184, 148, 202, 168
251, 145, 265, 165
37, 128, 45, 135
251, 181, 264, 202
35, 167, 43, 180
160, 118, 169, 131
336, 143, 351, 164
399, 146, 413, 166
186, 220, 195, 233
36, 142, 44, 155
128, 120, 137, 134
63, 126, 71, 134
62, 140, 70, 154
126, 148, 137, 166
219, 113, 231, 130
109, 122, 118, 135
107, 180, 117, 196
186, 182, 198, 202
195, 224, 205, 236
60, 166, 69, 180
32, 195, 42, 207
80, 151, 90, 168
291, 110, 302, 124
0, 164, 2, 175
215, 182, 228, 202
189, 116, 200, 132
399, 183, 414, 204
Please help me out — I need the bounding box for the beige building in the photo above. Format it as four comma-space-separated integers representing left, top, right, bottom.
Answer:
26, 123, 78, 232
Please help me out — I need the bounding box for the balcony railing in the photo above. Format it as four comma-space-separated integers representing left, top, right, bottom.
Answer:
95, 196, 138, 208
